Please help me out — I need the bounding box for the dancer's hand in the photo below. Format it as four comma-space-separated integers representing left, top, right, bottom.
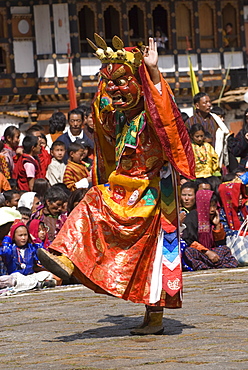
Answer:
143, 38, 160, 85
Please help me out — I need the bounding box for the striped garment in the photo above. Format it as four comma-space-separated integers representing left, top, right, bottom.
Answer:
63, 160, 89, 191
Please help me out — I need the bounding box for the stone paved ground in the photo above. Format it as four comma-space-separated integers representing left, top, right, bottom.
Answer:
0, 267, 248, 370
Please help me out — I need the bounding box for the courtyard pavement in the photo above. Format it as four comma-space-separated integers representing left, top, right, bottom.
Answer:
0, 267, 248, 370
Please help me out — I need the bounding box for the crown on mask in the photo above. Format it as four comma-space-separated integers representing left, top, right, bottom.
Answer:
87, 33, 143, 74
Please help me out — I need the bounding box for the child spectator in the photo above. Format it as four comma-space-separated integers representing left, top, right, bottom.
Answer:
8, 179, 17, 190
83, 107, 94, 142
0, 194, 6, 207
33, 178, 50, 204
12, 135, 41, 191
211, 106, 225, 122
28, 219, 50, 250
67, 188, 88, 215
0, 207, 21, 276
0, 141, 11, 180
2, 125, 21, 176
40, 133, 48, 149
204, 131, 213, 145
80, 142, 93, 171
3, 190, 20, 208
46, 141, 66, 186
0, 220, 57, 292
31, 186, 68, 242
18, 192, 41, 213
26, 125, 52, 178
17, 206, 32, 225
0, 220, 39, 275
46, 112, 67, 150
190, 124, 220, 179
63, 142, 90, 191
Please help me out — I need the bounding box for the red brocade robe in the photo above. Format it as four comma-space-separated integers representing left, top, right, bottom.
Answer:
49, 64, 195, 307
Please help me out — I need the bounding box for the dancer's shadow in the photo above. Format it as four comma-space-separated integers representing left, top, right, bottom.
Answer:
48, 314, 195, 342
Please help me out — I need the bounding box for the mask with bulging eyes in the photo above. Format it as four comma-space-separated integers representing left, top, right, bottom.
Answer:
100, 63, 143, 111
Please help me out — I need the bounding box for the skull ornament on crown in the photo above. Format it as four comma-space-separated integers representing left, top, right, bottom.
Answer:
87, 33, 144, 111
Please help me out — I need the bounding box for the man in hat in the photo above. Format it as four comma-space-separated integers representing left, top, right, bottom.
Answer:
38, 36, 194, 335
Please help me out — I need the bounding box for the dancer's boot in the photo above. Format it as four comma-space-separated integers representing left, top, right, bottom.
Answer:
37, 249, 74, 280
130, 307, 164, 335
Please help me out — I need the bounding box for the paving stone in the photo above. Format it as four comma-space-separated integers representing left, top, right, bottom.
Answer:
0, 267, 248, 369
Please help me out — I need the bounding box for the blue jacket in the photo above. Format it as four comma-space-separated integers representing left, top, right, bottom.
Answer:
56, 131, 94, 164
0, 236, 40, 275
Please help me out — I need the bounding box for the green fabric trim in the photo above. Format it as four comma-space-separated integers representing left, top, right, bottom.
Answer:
115, 111, 145, 164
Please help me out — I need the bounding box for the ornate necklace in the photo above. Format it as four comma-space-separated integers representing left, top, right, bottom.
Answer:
193, 143, 207, 164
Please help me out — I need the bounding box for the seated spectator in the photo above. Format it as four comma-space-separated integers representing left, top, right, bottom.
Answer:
46, 141, 66, 186
28, 219, 50, 250
182, 190, 238, 270
204, 131, 213, 145
33, 178, 50, 204
0, 207, 21, 276
219, 182, 248, 235
67, 188, 88, 216
0, 220, 40, 275
31, 186, 68, 242
63, 142, 90, 191
190, 124, 220, 178
0, 220, 57, 292
12, 135, 41, 191
0, 194, 6, 207
207, 176, 221, 194
18, 192, 40, 213
221, 172, 238, 183
52, 182, 71, 197
233, 165, 246, 177
3, 190, 20, 208
17, 206, 32, 225
180, 181, 197, 214
180, 181, 197, 271
196, 178, 211, 191
179, 175, 189, 186
8, 179, 17, 190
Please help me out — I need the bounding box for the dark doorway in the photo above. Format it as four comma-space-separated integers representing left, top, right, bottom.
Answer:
78, 6, 95, 53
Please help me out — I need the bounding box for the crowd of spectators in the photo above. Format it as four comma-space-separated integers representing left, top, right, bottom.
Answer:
0, 105, 93, 294
0, 97, 247, 295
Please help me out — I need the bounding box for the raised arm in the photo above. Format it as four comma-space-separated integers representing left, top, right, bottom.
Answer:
143, 38, 160, 85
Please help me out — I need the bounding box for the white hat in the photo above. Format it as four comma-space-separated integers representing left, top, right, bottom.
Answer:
0, 207, 21, 226
18, 192, 36, 210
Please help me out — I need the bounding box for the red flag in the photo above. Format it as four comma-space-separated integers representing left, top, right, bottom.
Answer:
67, 63, 77, 110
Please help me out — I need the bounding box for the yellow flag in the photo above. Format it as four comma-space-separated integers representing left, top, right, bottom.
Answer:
188, 55, 199, 97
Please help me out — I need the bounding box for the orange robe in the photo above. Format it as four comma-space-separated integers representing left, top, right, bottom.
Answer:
49, 65, 195, 306
0, 172, 11, 192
